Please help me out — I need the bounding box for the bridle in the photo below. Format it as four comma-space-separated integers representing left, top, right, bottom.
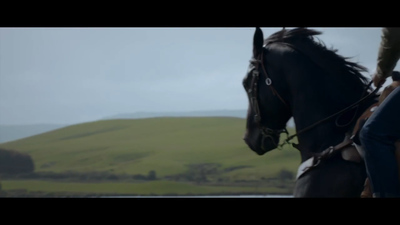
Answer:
245, 47, 290, 149
245, 42, 381, 150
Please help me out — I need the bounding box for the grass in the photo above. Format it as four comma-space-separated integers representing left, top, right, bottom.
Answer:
0, 117, 300, 196
1, 180, 292, 196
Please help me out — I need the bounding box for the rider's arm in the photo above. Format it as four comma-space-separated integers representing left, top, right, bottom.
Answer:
376, 27, 400, 80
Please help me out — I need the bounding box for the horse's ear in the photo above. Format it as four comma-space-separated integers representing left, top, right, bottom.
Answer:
253, 27, 264, 58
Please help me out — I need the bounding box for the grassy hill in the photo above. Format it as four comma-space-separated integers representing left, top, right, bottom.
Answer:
0, 124, 68, 143
0, 117, 301, 196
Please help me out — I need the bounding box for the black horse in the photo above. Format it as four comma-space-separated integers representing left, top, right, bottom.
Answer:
242, 27, 380, 197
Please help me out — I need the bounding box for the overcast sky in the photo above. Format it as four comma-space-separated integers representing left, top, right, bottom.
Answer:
1, 27, 399, 125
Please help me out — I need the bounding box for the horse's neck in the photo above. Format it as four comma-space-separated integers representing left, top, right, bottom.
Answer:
293, 119, 344, 162
291, 99, 355, 162
292, 96, 377, 162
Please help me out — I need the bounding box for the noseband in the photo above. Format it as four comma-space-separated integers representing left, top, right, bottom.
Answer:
246, 49, 290, 149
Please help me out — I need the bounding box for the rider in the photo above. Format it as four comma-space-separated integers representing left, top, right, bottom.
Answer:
379, 71, 400, 103
359, 27, 400, 198
360, 71, 400, 198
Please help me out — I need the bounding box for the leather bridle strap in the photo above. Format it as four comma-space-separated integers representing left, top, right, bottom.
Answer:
253, 52, 291, 111
247, 51, 290, 149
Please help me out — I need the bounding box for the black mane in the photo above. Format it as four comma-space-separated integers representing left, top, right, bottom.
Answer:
264, 27, 374, 93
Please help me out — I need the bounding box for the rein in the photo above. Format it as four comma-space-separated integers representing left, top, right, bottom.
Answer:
282, 79, 380, 147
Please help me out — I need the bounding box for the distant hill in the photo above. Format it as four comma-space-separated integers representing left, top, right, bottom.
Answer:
0, 124, 68, 144
102, 109, 295, 127
0, 110, 294, 144
102, 109, 249, 120
0, 117, 300, 180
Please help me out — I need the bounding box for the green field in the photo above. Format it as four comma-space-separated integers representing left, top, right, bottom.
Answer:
0, 117, 300, 196
1, 180, 291, 196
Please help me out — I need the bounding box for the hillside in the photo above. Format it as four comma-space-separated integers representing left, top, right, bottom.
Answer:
0, 110, 295, 144
102, 109, 249, 120
102, 109, 296, 127
0, 117, 301, 182
0, 124, 68, 144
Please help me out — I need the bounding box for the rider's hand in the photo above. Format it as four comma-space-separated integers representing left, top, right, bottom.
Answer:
372, 73, 386, 88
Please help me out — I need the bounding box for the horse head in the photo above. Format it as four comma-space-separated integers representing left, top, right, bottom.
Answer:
242, 27, 292, 155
